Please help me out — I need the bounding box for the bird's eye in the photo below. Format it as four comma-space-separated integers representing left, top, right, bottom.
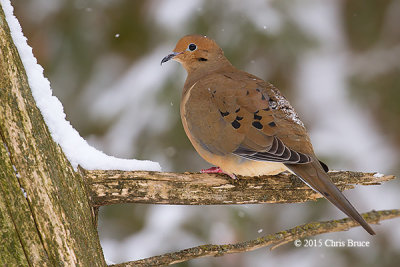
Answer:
188, 43, 197, 51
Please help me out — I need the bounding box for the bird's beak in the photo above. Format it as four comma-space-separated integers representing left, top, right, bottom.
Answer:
161, 52, 181, 65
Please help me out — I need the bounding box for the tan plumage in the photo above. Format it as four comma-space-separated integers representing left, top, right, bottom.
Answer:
161, 34, 375, 235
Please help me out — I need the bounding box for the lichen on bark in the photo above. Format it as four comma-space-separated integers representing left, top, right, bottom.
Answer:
0, 3, 105, 266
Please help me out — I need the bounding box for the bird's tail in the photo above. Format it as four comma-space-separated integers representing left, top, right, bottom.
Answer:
285, 161, 375, 235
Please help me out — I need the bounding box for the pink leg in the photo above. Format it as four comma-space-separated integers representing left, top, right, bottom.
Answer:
201, 166, 237, 179
201, 166, 223, 173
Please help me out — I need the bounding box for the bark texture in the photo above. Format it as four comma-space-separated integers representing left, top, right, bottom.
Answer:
84, 168, 394, 206
0, 4, 105, 266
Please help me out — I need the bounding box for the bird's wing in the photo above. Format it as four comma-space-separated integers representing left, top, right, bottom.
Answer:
183, 70, 314, 164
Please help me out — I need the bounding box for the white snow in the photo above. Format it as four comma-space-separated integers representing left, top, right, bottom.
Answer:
104, 258, 115, 265
373, 173, 384, 178
1, 0, 161, 172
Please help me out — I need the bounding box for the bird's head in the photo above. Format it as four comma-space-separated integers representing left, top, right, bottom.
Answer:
161, 35, 229, 73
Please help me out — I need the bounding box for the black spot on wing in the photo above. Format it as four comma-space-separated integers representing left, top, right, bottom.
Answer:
220, 110, 229, 117
232, 120, 241, 129
254, 113, 262, 120
268, 122, 276, 127
252, 121, 263, 129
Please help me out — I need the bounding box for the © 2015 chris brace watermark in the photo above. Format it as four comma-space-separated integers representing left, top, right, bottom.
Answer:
294, 238, 371, 248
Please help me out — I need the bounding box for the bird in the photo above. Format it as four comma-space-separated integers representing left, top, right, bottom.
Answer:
161, 34, 375, 235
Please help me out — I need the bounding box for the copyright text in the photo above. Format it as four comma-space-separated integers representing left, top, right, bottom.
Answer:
294, 239, 370, 248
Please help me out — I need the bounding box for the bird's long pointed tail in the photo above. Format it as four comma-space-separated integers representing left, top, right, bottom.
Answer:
285, 161, 375, 235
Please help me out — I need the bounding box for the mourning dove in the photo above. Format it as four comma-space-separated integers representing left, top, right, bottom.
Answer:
161, 35, 375, 235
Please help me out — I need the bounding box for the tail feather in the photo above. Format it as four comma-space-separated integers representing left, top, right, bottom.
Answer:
285, 161, 375, 235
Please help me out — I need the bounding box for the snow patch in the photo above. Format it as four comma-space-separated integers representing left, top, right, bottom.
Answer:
1, 0, 161, 172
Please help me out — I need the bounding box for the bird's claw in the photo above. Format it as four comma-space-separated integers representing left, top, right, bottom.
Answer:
201, 166, 237, 179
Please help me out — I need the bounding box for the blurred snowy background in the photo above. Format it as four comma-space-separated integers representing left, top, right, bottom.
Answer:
13, 0, 400, 266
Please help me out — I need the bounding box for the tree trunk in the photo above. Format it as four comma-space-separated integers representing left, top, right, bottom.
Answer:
0, 4, 105, 266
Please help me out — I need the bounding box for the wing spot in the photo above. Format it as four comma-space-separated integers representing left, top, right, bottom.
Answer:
252, 121, 263, 129
254, 114, 262, 120
232, 120, 241, 129
256, 88, 261, 92
235, 116, 243, 121
246, 91, 249, 96
235, 107, 240, 113
220, 110, 229, 117
268, 122, 276, 127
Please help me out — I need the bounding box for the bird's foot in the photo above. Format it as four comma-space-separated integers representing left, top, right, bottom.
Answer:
201, 166, 237, 179
201, 166, 223, 173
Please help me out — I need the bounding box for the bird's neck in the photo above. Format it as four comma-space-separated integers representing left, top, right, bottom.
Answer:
183, 58, 233, 94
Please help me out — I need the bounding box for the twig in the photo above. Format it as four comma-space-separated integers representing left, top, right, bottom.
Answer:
109, 209, 400, 267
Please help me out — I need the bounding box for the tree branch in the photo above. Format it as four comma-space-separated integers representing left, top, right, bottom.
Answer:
83, 168, 394, 206
109, 209, 400, 267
